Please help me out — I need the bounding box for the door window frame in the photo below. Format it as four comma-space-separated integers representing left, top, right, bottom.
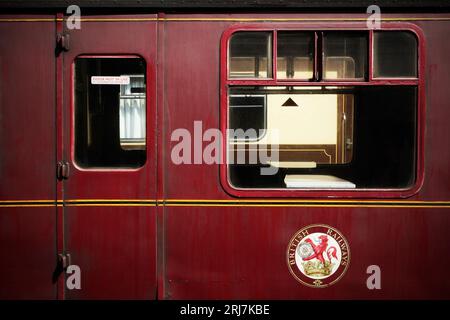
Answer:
70, 54, 149, 172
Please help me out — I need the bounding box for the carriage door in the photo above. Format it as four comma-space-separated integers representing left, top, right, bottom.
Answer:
59, 16, 157, 299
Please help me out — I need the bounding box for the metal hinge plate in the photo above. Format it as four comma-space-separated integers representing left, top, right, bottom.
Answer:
57, 161, 70, 180
56, 32, 70, 54
57, 253, 71, 270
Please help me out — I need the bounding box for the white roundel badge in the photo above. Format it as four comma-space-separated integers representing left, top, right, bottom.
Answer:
287, 224, 350, 288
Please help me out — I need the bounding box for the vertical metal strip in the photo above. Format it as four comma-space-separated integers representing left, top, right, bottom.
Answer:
314, 31, 324, 81
273, 30, 277, 80
369, 29, 374, 81
156, 12, 166, 300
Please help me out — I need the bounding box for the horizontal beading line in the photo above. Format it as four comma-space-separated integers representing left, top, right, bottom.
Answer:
2, 17, 450, 23
1, 199, 450, 208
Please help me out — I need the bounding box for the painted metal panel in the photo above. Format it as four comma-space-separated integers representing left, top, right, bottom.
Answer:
0, 19, 56, 299
61, 16, 158, 299
0, 12, 450, 300
164, 206, 450, 299
161, 14, 450, 299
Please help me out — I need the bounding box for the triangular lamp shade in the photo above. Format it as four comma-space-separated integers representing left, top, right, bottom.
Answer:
281, 97, 299, 107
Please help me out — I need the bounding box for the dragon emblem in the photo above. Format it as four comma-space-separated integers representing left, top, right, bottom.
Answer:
287, 224, 350, 288
300, 235, 338, 265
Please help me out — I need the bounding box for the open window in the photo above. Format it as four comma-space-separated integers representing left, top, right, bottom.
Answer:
227, 85, 416, 189
74, 56, 147, 168
223, 28, 421, 194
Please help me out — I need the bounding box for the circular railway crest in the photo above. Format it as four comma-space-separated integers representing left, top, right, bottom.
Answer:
287, 224, 350, 288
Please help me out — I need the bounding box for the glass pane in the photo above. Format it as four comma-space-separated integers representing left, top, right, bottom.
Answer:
229, 32, 272, 78
277, 32, 314, 80
323, 32, 367, 80
74, 57, 146, 168
373, 31, 417, 78
229, 95, 266, 140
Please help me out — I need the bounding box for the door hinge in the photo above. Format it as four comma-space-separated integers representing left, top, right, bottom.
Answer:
57, 161, 70, 180
56, 32, 70, 54
57, 253, 72, 270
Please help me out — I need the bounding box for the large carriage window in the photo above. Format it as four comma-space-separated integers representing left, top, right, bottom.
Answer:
74, 57, 146, 168
224, 30, 420, 192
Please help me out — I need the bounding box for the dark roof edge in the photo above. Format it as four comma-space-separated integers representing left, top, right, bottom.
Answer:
1, 1, 450, 15
1, 0, 450, 10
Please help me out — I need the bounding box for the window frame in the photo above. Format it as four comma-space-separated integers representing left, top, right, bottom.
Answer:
228, 31, 273, 79
275, 30, 315, 81
372, 30, 419, 80
220, 23, 425, 198
71, 54, 149, 172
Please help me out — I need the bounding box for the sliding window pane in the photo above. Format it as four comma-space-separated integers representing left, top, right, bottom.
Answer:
373, 31, 417, 78
277, 32, 314, 80
229, 95, 266, 140
229, 32, 272, 78
323, 32, 367, 80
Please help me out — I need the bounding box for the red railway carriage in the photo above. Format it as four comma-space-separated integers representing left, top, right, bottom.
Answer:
0, 0, 450, 300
